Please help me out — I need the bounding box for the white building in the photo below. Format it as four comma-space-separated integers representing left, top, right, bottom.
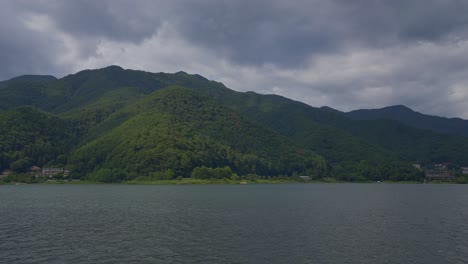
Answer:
462, 167, 468, 175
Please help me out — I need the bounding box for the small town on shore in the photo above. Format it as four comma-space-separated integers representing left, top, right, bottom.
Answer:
0, 166, 74, 182
412, 163, 468, 182
1, 163, 468, 183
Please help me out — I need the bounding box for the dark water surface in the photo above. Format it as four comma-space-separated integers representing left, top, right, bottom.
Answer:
1, 184, 467, 264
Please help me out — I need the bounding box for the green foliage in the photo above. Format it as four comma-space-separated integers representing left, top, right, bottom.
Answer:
203, 87, 468, 176
1, 172, 46, 184
10, 158, 31, 173
68, 86, 325, 178
332, 161, 424, 182
192, 166, 234, 179
191, 166, 210, 179
456, 175, 468, 184
2, 66, 468, 183
150, 169, 175, 180
87, 168, 127, 183
0, 107, 81, 172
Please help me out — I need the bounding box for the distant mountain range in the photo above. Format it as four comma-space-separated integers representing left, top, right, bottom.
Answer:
0, 74, 57, 89
1, 66, 467, 182
347, 105, 468, 137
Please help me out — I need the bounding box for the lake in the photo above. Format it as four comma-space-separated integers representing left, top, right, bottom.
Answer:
1, 184, 467, 263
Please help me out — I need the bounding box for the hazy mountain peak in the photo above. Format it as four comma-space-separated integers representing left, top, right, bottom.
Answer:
102, 65, 125, 71
319, 106, 343, 114
0, 74, 57, 88
347, 104, 468, 137
382, 105, 414, 112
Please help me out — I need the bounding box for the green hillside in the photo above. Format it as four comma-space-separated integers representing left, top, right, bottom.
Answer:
208, 90, 468, 167
68, 86, 328, 180
0, 107, 80, 172
1, 66, 467, 182
202, 90, 394, 164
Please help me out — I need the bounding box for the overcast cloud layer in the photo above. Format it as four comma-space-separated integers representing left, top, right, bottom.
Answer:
2, 0, 468, 118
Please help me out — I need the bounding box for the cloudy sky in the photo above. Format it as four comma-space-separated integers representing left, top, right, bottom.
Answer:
2, 0, 468, 118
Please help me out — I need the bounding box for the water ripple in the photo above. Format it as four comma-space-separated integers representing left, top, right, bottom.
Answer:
1, 184, 467, 264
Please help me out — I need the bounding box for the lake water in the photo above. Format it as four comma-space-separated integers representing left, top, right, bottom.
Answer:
1, 184, 467, 264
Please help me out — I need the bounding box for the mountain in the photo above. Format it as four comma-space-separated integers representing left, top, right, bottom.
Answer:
347, 105, 468, 137
0, 74, 57, 89
201, 90, 395, 165
199, 89, 468, 179
1, 65, 467, 182
68, 86, 327, 178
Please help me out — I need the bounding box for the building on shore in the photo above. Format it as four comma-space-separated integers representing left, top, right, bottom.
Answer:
0, 170, 10, 178
299, 176, 311, 181
41, 168, 70, 178
462, 167, 468, 175
0, 167, 70, 179
30, 166, 41, 172
425, 169, 455, 181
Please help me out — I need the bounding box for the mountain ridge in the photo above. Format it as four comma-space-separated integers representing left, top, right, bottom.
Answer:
0, 74, 57, 88
1, 66, 467, 182
347, 105, 468, 137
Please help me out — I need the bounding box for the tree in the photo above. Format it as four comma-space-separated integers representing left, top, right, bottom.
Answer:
89, 168, 127, 183
212, 166, 233, 179
192, 166, 210, 179
10, 159, 31, 173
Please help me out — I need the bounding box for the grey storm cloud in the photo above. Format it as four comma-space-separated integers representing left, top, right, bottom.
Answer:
1, 0, 468, 118
10, 0, 468, 67
21, 0, 163, 42
0, 2, 63, 79
170, 0, 468, 67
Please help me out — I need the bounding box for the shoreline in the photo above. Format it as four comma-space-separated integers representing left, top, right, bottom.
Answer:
1, 179, 453, 185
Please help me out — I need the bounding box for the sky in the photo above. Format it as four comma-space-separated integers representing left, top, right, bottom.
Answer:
2, 0, 468, 118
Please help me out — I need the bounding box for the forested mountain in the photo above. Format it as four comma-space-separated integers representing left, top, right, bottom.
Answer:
0, 107, 81, 172
0, 75, 57, 89
198, 89, 468, 180
69, 86, 327, 179
347, 105, 468, 137
0, 66, 467, 182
